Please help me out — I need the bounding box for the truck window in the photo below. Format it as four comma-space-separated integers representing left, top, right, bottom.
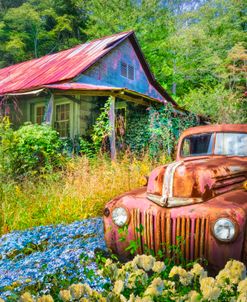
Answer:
215, 133, 247, 156
181, 133, 213, 157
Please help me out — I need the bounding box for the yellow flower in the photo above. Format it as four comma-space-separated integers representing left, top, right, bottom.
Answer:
144, 277, 164, 297
127, 269, 148, 289
237, 292, 247, 302
152, 261, 166, 273
186, 290, 201, 302
190, 263, 207, 279
238, 279, 247, 294
105, 258, 113, 266
0, 299, 5, 302
25, 279, 32, 283
128, 294, 136, 302
200, 277, 220, 301
113, 280, 124, 295
141, 297, 154, 302
217, 260, 247, 285
169, 266, 193, 286
59, 290, 72, 302
69, 283, 84, 299
37, 295, 54, 302
19, 292, 34, 302
119, 294, 127, 302
133, 255, 155, 272
12, 281, 21, 287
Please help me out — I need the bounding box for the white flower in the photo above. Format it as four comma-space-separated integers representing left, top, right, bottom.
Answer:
19, 292, 34, 302
238, 279, 247, 294
144, 277, 164, 297
59, 290, 72, 302
200, 277, 221, 301
190, 263, 207, 279
113, 280, 124, 295
37, 295, 54, 302
152, 261, 166, 273
133, 255, 155, 271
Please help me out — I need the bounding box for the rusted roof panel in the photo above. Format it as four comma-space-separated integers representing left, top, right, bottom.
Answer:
0, 31, 133, 95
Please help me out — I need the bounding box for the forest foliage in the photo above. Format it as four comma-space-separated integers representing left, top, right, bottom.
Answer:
0, 0, 246, 122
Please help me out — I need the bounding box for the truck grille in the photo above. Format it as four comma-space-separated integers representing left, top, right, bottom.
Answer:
131, 208, 209, 262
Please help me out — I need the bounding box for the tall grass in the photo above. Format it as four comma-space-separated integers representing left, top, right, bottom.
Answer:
0, 154, 169, 235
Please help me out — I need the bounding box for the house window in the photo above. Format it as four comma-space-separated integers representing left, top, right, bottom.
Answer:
35, 105, 46, 124
121, 61, 135, 80
55, 103, 70, 137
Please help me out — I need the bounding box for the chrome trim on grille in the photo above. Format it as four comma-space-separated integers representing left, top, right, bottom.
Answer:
147, 194, 203, 207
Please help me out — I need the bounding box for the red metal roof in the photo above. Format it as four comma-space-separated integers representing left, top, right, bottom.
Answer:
0, 31, 133, 95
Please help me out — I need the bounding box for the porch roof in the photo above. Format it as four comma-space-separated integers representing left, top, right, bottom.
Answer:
43, 82, 166, 105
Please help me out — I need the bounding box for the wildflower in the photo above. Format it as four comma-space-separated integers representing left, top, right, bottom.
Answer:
200, 277, 221, 301
144, 277, 164, 297
133, 255, 155, 271
105, 258, 113, 266
186, 290, 201, 302
120, 294, 127, 302
25, 279, 32, 283
127, 269, 148, 289
152, 261, 166, 273
69, 283, 84, 299
37, 295, 54, 302
128, 293, 137, 302
169, 266, 193, 286
59, 290, 72, 302
237, 293, 247, 302
19, 292, 34, 302
238, 279, 247, 294
12, 281, 21, 287
190, 263, 207, 279
0, 299, 5, 302
113, 280, 124, 295
217, 260, 246, 285
141, 297, 154, 302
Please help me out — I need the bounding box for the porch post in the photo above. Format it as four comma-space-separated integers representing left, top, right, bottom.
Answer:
109, 96, 116, 160
45, 93, 54, 125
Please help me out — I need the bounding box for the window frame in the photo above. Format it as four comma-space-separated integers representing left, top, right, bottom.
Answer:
120, 61, 135, 81
34, 103, 46, 125
54, 102, 71, 138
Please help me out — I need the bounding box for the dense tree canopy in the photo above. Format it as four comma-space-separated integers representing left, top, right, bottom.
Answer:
0, 0, 246, 122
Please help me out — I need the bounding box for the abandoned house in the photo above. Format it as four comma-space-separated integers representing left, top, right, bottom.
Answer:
0, 31, 194, 157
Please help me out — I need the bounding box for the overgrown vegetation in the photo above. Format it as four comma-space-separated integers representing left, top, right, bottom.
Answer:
0, 117, 64, 179
0, 154, 168, 234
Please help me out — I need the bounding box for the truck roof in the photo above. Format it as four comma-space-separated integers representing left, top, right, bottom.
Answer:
181, 124, 247, 138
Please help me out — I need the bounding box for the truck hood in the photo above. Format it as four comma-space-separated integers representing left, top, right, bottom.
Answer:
147, 157, 247, 207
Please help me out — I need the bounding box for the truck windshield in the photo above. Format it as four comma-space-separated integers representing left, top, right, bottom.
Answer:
181, 132, 247, 157
215, 133, 247, 156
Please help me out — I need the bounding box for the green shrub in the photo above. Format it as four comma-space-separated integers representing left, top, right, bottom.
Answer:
0, 120, 65, 179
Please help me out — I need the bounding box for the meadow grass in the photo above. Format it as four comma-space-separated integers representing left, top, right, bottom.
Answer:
0, 154, 169, 235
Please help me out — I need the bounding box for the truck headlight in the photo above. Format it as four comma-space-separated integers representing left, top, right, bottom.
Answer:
112, 207, 128, 227
213, 218, 236, 242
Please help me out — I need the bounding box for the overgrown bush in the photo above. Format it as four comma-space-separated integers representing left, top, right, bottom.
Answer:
148, 103, 198, 158
0, 119, 65, 179
10, 255, 247, 302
